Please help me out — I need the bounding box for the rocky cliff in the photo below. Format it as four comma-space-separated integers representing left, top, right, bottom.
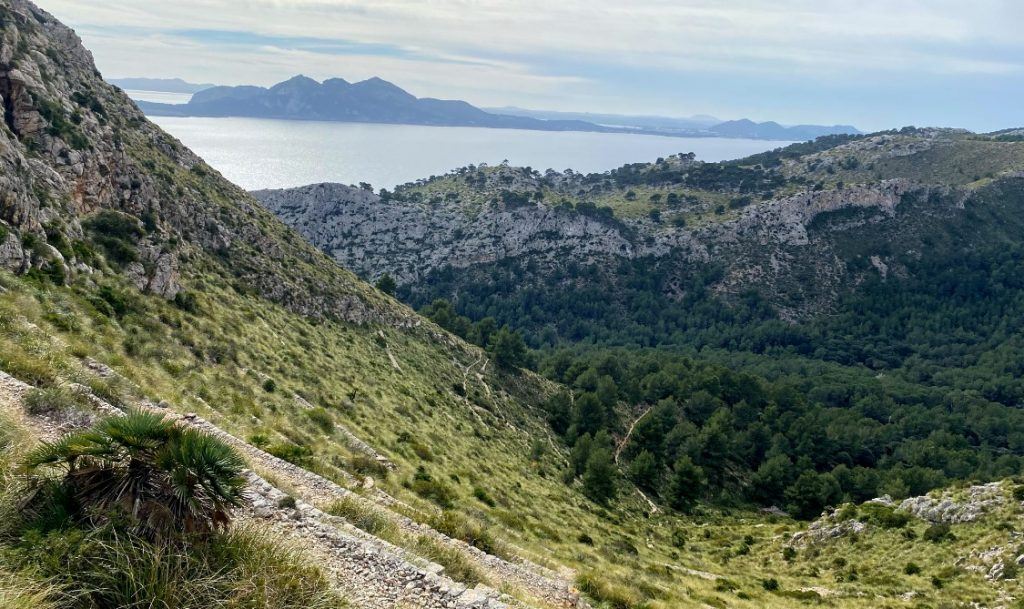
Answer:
256, 133, 1023, 320
0, 0, 402, 325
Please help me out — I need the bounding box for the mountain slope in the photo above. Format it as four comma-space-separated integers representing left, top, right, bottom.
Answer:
6, 2, 1024, 609
257, 130, 1024, 322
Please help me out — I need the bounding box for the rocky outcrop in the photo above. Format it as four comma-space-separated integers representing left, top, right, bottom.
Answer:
788, 508, 867, 547
256, 182, 649, 285
897, 482, 1006, 524
256, 172, 939, 321
0, 0, 414, 327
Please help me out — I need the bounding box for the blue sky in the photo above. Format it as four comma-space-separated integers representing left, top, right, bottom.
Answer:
37, 0, 1024, 131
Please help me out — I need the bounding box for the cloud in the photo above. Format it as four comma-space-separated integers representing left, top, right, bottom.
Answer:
35, 0, 1024, 130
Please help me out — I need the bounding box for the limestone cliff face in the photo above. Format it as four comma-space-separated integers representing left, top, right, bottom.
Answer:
0, 0, 405, 325
257, 183, 656, 284
256, 173, 950, 319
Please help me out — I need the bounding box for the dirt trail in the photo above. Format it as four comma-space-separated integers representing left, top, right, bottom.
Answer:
0, 369, 585, 609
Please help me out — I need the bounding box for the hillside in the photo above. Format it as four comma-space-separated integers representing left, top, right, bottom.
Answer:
4, 1, 1024, 609
257, 129, 1024, 323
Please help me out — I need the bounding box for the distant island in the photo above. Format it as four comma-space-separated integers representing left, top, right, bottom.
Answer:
127, 74, 860, 141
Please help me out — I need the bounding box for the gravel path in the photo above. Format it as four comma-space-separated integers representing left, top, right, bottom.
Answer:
0, 369, 585, 609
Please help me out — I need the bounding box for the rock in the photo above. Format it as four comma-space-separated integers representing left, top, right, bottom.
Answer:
898, 482, 1005, 524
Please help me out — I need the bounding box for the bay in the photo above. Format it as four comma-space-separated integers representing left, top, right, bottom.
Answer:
148, 115, 794, 191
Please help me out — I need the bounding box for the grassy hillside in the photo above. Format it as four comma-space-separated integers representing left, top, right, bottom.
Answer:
4, 1, 1024, 608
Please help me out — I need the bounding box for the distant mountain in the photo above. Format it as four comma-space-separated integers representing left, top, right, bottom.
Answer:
110, 77, 215, 94
484, 106, 722, 132
709, 118, 860, 140
488, 107, 860, 140
135, 75, 628, 134
134, 74, 859, 140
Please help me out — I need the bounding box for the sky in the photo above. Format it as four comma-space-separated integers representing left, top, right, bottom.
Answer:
36, 0, 1024, 132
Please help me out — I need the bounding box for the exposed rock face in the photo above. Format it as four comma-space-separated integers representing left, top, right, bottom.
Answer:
788, 508, 867, 547
897, 482, 1006, 524
256, 172, 943, 319
0, 0, 405, 326
256, 183, 651, 285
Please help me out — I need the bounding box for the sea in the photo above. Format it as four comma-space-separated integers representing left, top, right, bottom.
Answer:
126, 90, 793, 191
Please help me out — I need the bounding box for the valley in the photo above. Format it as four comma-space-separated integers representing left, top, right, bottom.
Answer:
0, 1, 1023, 609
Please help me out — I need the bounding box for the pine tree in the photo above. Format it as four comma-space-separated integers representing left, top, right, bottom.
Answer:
375, 273, 397, 295
582, 447, 617, 504
666, 455, 706, 512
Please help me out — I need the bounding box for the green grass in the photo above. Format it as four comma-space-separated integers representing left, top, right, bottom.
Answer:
4, 265, 1024, 607
0, 408, 347, 609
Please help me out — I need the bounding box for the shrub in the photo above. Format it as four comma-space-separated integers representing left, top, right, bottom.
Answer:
761, 578, 780, 592
172, 291, 199, 313
782, 546, 797, 561
410, 467, 455, 508
904, 562, 921, 575
413, 536, 484, 586
859, 503, 910, 529
23, 410, 247, 539
306, 407, 334, 434
428, 511, 501, 556
923, 523, 954, 543
326, 496, 396, 539
262, 378, 277, 393
268, 443, 313, 466
23, 387, 79, 415
670, 529, 686, 548
349, 454, 389, 479
576, 571, 646, 609
472, 486, 495, 507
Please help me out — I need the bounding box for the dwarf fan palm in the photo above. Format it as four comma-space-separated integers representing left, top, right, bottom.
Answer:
24, 409, 247, 538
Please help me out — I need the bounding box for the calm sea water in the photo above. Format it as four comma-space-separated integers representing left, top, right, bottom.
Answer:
131, 91, 792, 190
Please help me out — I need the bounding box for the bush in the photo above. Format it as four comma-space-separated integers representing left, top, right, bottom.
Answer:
472, 486, 495, 507
24, 410, 247, 539
326, 496, 396, 539
262, 378, 277, 393
428, 511, 501, 556
904, 562, 921, 575
23, 387, 79, 415
923, 523, 954, 543
172, 291, 199, 313
306, 407, 334, 434
413, 536, 484, 586
576, 571, 646, 609
268, 443, 313, 466
349, 454, 389, 479
410, 467, 455, 508
761, 578, 780, 591
858, 503, 910, 529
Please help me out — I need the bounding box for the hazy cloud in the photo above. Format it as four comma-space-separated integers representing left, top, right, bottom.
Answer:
36, 0, 1024, 130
